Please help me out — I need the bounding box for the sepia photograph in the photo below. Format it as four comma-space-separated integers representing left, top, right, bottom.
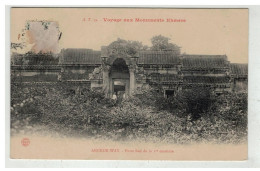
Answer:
9, 8, 248, 160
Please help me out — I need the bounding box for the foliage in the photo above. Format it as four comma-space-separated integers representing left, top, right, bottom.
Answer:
207, 91, 248, 135
11, 83, 247, 144
107, 38, 148, 56
107, 35, 181, 56
11, 51, 59, 65
132, 86, 187, 116
181, 87, 215, 119
150, 35, 181, 54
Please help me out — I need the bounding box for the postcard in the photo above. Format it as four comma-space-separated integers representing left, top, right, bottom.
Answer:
10, 8, 248, 160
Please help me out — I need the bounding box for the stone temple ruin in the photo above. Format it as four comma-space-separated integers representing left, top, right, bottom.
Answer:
11, 43, 248, 98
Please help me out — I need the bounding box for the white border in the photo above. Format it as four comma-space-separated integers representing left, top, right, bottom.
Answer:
3, 4, 260, 168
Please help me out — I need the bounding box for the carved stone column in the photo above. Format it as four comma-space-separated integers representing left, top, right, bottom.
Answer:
102, 65, 110, 97
129, 65, 136, 96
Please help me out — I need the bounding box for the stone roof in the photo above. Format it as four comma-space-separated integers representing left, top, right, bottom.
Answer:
138, 51, 180, 65
230, 63, 248, 75
61, 48, 102, 64
182, 55, 228, 68
61, 49, 181, 65
16, 49, 234, 68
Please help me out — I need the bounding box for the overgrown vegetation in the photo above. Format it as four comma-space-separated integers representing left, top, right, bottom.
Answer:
106, 35, 181, 56
11, 83, 247, 144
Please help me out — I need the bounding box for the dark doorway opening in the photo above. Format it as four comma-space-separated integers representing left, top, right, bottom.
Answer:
114, 84, 126, 94
113, 80, 127, 102
165, 90, 175, 98
110, 58, 129, 75
110, 58, 130, 97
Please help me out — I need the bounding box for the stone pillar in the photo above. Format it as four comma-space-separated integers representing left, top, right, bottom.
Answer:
129, 66, 136, 96
102, 65, 110, 97
125, 80, 130, 96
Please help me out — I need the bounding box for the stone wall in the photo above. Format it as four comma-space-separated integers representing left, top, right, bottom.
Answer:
10, 51, 248, 96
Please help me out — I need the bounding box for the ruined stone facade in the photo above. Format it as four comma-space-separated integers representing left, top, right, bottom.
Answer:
11, 46, 248, 98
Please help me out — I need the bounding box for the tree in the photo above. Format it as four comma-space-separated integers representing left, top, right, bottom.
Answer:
107, 38, 148, 56
150, 35, 181, 54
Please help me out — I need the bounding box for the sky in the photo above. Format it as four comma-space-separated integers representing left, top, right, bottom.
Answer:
11, 8, 248, 63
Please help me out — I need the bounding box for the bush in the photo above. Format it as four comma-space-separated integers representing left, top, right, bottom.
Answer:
208, 91, 248, 135
180, 87, 215, 119
132, 86, 186, 115
10, 83, 247, 144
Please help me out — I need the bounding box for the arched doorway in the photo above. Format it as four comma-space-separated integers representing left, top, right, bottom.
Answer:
99, 47, 137, 98
109, 58, 130, 98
